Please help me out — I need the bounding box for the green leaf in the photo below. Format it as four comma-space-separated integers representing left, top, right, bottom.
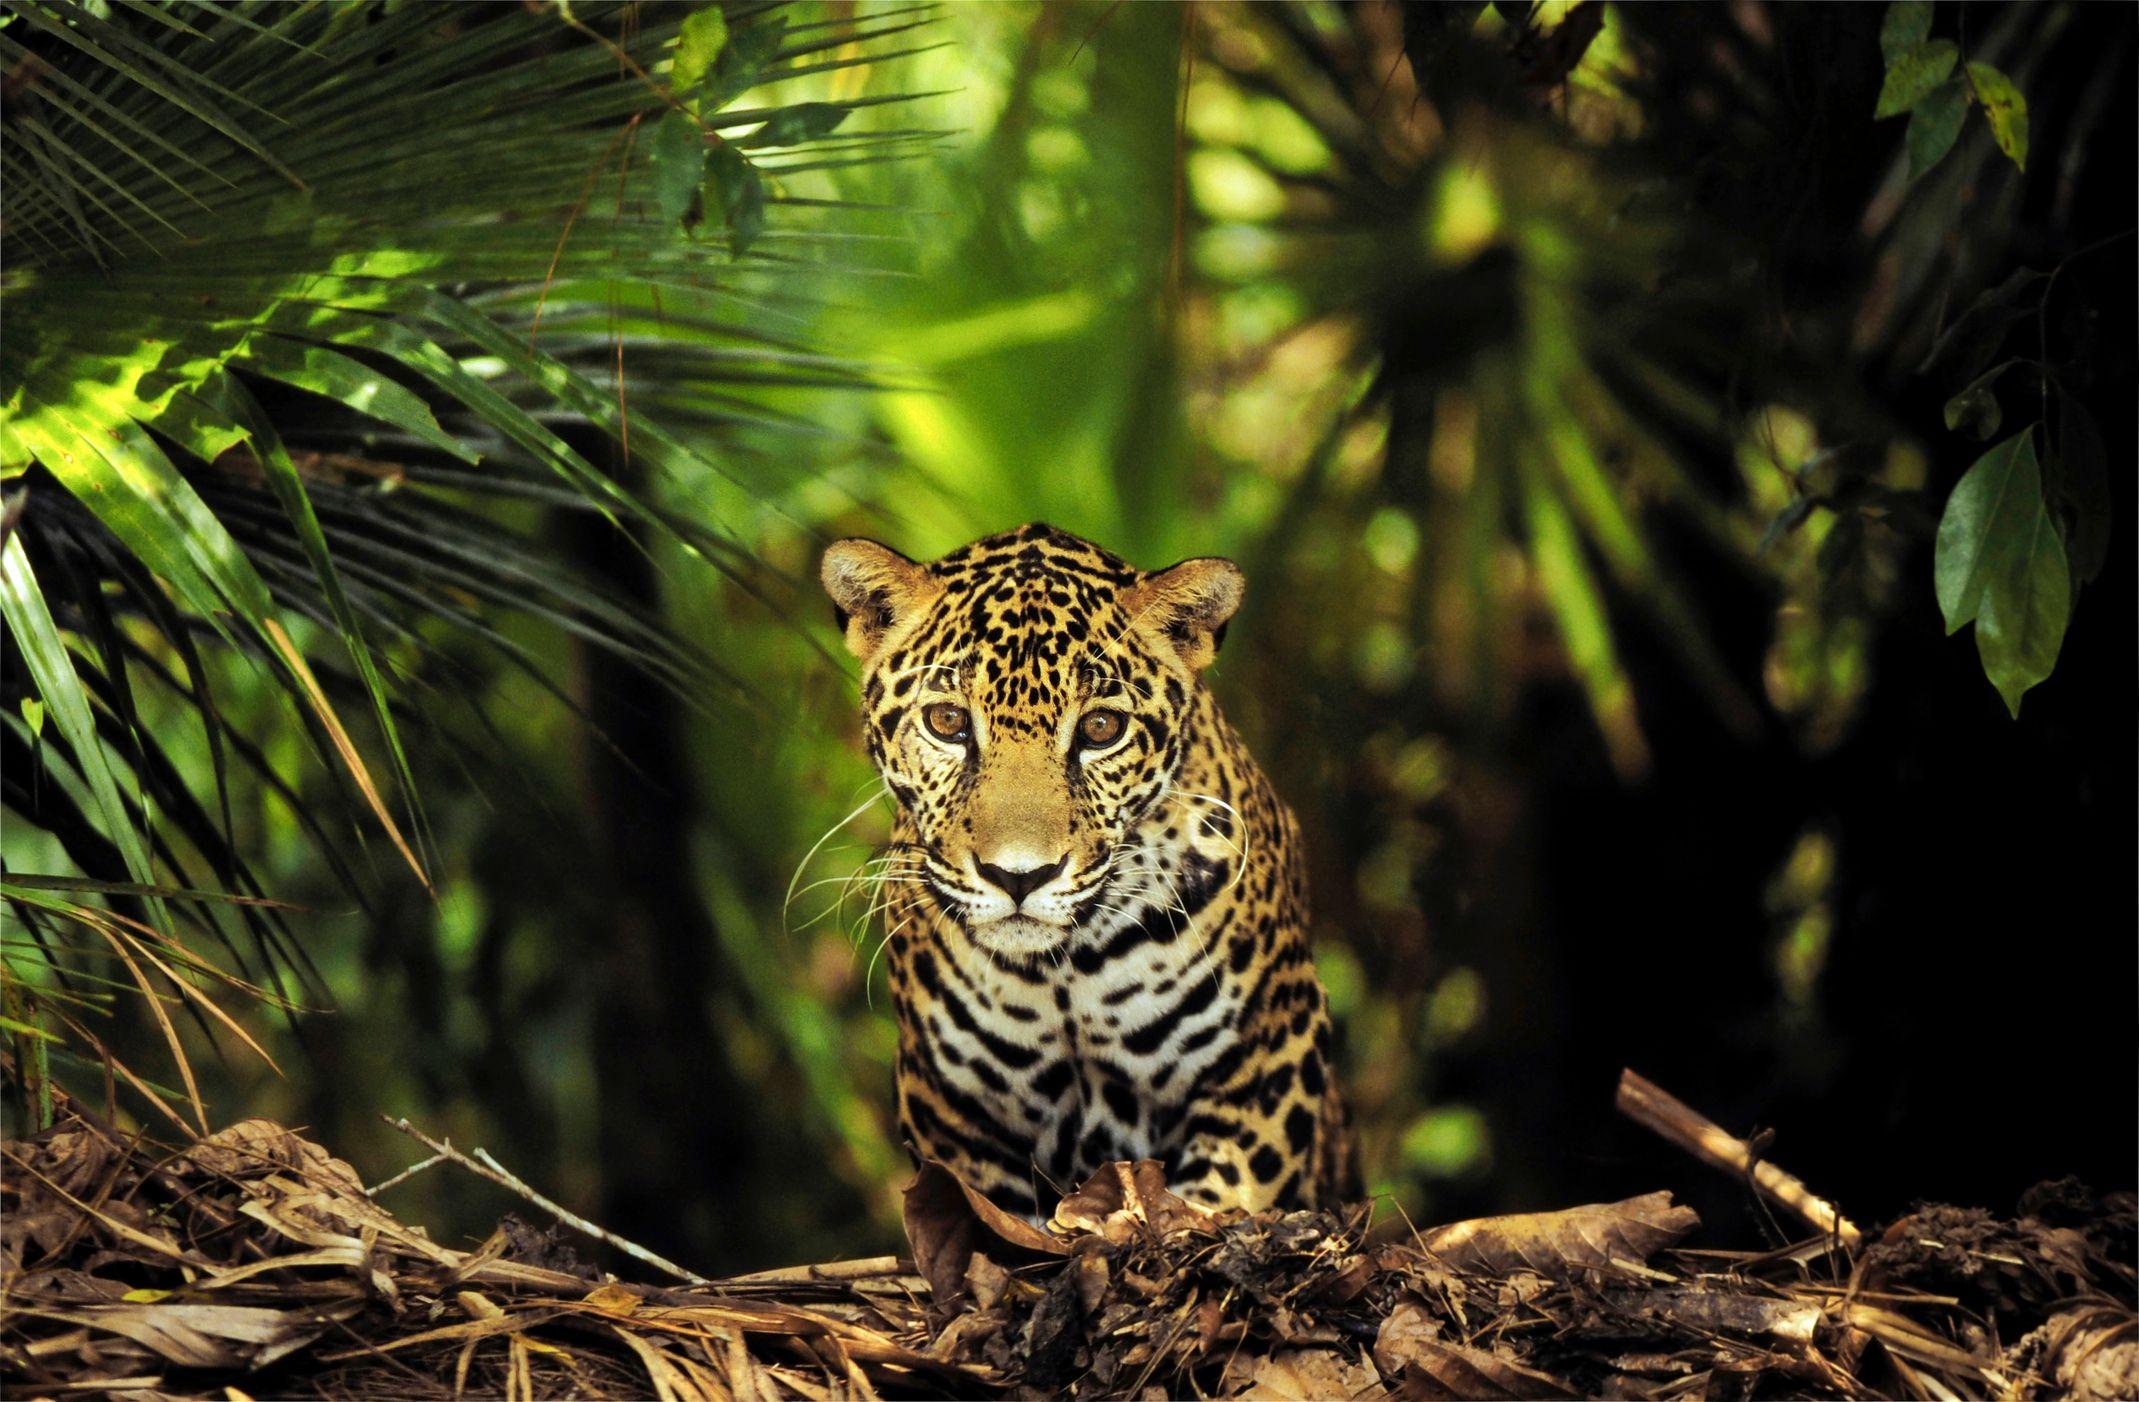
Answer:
20, 696, 46, 737
1933, 429, 2070, 716
1905, 78, 1968, 181
241, 335, 478, 463
1876, 39, 1958, 119
0, 538, 164, 911
648, 109, 706, 229
739, 102, 851, 149
706, 144, 767, 257
1966, 61, 2027, 171
721, 11, 788, 84
1941, 358, 2013, 440
1880, 2, 1932, 65
670, 5, 728, 96
208, 375, 430, 886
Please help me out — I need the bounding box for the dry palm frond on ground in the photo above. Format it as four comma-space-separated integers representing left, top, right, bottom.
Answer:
2, 1084, 2132, 1400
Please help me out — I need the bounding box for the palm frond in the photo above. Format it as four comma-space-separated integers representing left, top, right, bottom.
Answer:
0, 0, 935, 1119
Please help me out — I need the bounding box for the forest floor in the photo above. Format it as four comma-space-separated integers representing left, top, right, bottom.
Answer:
2, 1074, 2132, 1400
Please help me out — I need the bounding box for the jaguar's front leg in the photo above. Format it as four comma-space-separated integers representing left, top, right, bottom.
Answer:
1167, 1085, 1322, 1212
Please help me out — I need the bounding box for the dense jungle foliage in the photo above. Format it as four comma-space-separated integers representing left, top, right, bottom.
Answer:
2, 0, 2132, 1275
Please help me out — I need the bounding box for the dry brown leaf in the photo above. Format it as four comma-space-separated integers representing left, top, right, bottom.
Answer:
1371, 1298, 1443, 1377
1071, 1250, 1111, 1314
182, 1119, 364, 1196
964, 1251, 1013, 1310
1417, 1191, 1699, 1277
900, 1160, 1066, 1308
581, 1283, 644, 1316
1380, 1335, 1578, 1400
1233, 1346, 1387, 1399
1053, 1159, 1217, 1242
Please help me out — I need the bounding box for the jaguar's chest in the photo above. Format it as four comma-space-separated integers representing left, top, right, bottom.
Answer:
916, 860, 1250, 1134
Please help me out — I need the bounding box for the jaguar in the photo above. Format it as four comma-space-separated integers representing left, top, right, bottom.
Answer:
820, 523, 1353, 1216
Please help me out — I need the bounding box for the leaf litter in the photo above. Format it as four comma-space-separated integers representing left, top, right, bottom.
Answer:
3, 1077, 2132, 1399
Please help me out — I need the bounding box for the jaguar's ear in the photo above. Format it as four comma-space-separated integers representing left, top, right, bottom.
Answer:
1125, 556, 1244, 671
821, 538, 938, 663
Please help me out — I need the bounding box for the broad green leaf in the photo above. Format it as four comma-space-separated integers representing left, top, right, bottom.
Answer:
1935, 429, 2032, 630
649, 109, 706, 228
1905, 78, 1968, 182
706, 144, 766, 256
1875, 39, 1957, 119
1967, 61, 2027, 171
1933, 430, 2070, 715
671, 5, 728, 95
1880, 2, 1932, 65
1975, 506, 2068, 717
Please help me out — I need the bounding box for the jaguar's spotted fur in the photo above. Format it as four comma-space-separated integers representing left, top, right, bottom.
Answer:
821, 524, 1353, 1216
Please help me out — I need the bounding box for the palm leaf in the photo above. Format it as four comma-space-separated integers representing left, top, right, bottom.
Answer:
0, 0, 935, 1115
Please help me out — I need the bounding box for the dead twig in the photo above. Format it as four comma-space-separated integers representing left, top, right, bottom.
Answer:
365, 1150, 447, 1199
1616, 1067, 1863, 1250
380, 1114, 711, 1287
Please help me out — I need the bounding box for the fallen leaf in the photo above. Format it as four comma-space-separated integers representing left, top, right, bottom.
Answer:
1054, 1159, 1217, 1242
1380, 1335, 1577, 1399
1373, 1298, 1444, 1376
1234, 1346, 1387, 1399
900, 1160, 1065, 1308
183, 1119, 365, 1197
1416, 1192, 1699, 1277
964, 1252, 1012, 1310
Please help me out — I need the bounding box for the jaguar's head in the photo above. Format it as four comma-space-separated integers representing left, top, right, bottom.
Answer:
822, 523, 1242, 958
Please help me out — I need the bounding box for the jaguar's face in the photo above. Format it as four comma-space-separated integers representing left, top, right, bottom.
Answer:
822, 524, 1241, 958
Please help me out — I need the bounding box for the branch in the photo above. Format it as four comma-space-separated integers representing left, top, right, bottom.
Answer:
1615, 1068, 1863, 1251
380, 1114, 710, 1287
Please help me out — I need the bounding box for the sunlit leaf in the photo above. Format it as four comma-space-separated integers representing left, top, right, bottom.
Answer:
670, 5, 728, 96
239, 337, 477, 464
1966, 61, 2027, 171
1, 538, 163, 908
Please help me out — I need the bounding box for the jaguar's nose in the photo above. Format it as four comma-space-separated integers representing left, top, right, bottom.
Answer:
974, 853, 1069, 906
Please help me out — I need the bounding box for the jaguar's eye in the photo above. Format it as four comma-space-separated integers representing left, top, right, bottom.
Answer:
922, 702, 970, 743
1078, 709, 1127, 751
